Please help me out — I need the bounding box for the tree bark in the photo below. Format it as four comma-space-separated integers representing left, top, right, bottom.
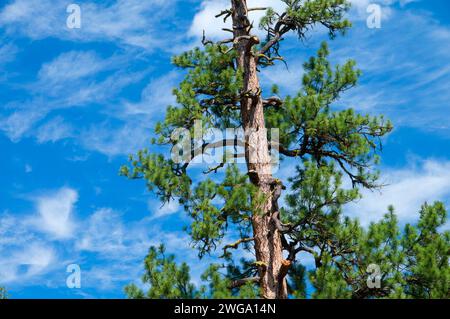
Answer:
231, 0, 288, 299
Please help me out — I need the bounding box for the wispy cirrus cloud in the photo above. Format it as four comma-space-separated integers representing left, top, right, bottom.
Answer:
247, 2, 450, 138
347, 159, 450, 227
0, 188, 195, 292
77, 70, 180, 156
0, 186, 78, 284
35, 116, 74, 144
29, 187, 79, 239
79, 122, 151, 157
36, 51, 114, 86
122, 71, 179, 119
0, 42, 17, 66
0, 49, 148, 145
0, 241, 56, 284
0, 0, 181, 51
147, 199, 181, 220
333, 11, 450, 134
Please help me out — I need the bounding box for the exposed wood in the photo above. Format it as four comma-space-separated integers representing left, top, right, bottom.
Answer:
278, 260, 292, 283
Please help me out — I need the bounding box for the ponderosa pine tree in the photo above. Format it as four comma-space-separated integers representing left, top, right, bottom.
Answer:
121, 0, 448, 299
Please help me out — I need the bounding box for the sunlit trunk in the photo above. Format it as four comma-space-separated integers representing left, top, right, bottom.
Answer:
231, 0, 288, 299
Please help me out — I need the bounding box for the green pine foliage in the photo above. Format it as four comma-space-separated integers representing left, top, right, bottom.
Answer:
126, 205, 449, 299
308, 203, 449, 299
125, 245, 197, 299
0, 287, 7, 299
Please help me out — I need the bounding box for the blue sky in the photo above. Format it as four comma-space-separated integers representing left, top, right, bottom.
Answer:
0, 0, 449, 298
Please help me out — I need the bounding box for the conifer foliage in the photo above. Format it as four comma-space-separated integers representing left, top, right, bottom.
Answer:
0, 287, 7, 299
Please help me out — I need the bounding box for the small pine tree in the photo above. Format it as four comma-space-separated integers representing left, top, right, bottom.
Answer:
0, 287, 8, 299
125, 245, 197, 299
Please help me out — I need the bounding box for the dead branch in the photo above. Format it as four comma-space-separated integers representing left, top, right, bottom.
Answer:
223, 237, 255, 254
228, 276, 260, 289
262, 96, 283, 108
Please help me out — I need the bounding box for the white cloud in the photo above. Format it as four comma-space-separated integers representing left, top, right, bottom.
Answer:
36, 116, 74, 144
0, 213, 32, 247
0, 0, 178, 50
0, 242, 56, 284
347, 159, 450, 226
0, 42, 17, 65
148, 200, 180, 220
350, 0, 420, 16
80, 122, 150, 157
77, 208, 127, 256
30, 187, 79, 239
260, 60, 305, 94
189, 0, 286, 40
0, 109, 44, 142
0, 50, 147, 145
76, 207, 185, 258
72, 206, 204, 291
0, 213, 57, 284
0, 203, 153, 288
32, 50, 136, 102
123, 71, 179, 118
189, 0, 229, 39
77, 71, 180, 157
297, 7, 450, 135
37, 51, 111, 86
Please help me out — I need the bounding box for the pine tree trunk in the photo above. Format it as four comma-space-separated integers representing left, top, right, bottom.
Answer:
231, 0, 288, 299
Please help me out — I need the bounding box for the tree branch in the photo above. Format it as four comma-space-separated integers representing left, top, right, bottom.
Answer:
222, 237, 254, 256
278, 259, 292, 282
190, 139, 246, 161
262, 96, 283, 108
271, 211, 293, 233
228, 276, 260, 289
248, 7, 268, 12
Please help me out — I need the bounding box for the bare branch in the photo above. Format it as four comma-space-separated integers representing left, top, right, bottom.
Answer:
222, 237, 255, 256
262, 96, 283, 108
219, 35, 259, 48
248, 7, 268, 12
215, 9, 233, 23
270, 141, 303, 157
228, 276, 260, 289
203, 162, 225, 174
271, 211, 293, 233
191, 139, 246, 159
202, 30, 213, 46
